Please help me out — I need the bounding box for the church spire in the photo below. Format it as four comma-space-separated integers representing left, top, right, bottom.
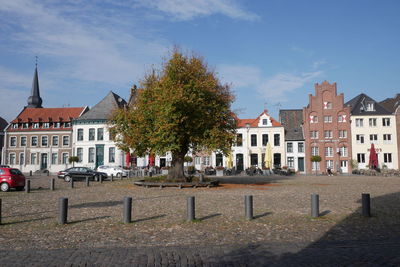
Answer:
27, 57, 43, 108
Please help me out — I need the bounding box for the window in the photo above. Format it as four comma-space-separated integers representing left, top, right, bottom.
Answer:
262, 134, 269, 146
370, 134, 378, 143
382, 118, 391, 127
97, 128, 104, 141
384, 153, 392, 163
23, 123, 29, 129
41, 136, 48, 146
325, 147, 333, 157
236, 134, 243, 146
383, 134, 392, 143
89, 128, 95, 141
195, 157, 201, 165
63, 136, 70, 146
324, 116, 332, 123
357, 153, 365, 163
356, 134, 364, 144
274, 134, 280, 146
77, 129, 84, 141
287, 142, 293, 153
325, 102, 332, 109
31, 153, 37, 165
216, 153, 223, 166
369, 118, 377, 127
109, 147, 115, 163
339, 130, 347, 138
51, 153, 58, 165
43, 122, 50, 128
62, 153, 69, 164
77, 148, 83, 162
250, 154, 258, 166
287, 157, 294, 168
366, 102, 374, 111
9, 153, 16, 165
64, 122, 71, 128
52, 136, 58, 146
21, 136, 27, 146
54, 122, 60, 128
310, 131, 318, 139
326, 160, 334, 169
324, 130, 333, 139
355, 119, 363, 127
31, 136, 38, 146
251, 134, 257, 146
262, 119, 268, 125
19, 153, 24, 165
312, 161, 320, 171
339, 146, 348, 157
203, 156, 210, 166
298, 142, 304, 153
33, 123, 39, 129
10, 136, 17, 147
12, 124, 18, 129
311, 146, 319, 156
89, 148, 95, 163
310, 116, 318, 123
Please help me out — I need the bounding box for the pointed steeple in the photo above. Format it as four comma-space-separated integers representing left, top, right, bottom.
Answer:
27, 61, 43, 108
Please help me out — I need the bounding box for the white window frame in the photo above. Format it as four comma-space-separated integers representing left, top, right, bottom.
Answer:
287, 142, 293, 153
311, 146, 319, 156
356, 134, 364, 144
62, 153, 69, 164
384, 153, 392, 163
54, 122, 61, 128
23, 123, 29, 129
324, 116, 332, 123
339, 146, 348, 157
12, 124, 18, 129
310, 131, 318, 139
33, 123, 39, 129
355, 118, 364, 127
19, 152, 25, 165
52, 136, 59, 147
10, 136, 17, 147
287, 157, 294, 168
324, 130, 333, 139
369, 118, 377, 127
62, 135, 70, 147
370, 134, 378, 144
9, 153, 16, 165
325, 147, 333, 157
383, 134, 392, 144
20, 136, 27, 147
51, 153, 58, 165
41, 135, 48, 147
31, 136, 38, 146
339, 130, 347, 138
298, 142, 304, 153
77, 148, 83, 163
43, 122, 50, 128
357, 153, 365, 163
31, 153, 37, 165
382, 118, 391, 127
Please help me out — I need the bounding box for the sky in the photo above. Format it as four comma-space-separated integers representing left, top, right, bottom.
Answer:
1, 0, 400, 122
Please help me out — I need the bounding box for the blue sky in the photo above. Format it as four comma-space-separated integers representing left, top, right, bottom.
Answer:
1, 0, 400, 121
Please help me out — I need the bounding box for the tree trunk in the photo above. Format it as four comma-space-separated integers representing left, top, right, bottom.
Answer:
168, 152, 186, 181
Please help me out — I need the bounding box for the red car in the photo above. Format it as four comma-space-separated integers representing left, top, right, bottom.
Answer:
0, 167, 26, 192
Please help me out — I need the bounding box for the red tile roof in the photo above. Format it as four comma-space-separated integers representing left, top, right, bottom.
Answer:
236, 110, 282, 127
11, 107, 87, 123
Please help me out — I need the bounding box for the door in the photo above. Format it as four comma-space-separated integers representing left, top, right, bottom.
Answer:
40, 153, 48, 170
273, 153, 281, 168
298, 157, 305, 172
160, 158, 166, 168
340, 160, 348, 173
236, 154, 244, 171
95, 145, 104, 169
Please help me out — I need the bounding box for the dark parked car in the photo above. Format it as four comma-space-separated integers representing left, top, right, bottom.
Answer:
0, 167, 26, 192
57, 167, 107, 182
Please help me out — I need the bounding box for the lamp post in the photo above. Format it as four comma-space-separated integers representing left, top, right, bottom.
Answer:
246, 123, 250, 169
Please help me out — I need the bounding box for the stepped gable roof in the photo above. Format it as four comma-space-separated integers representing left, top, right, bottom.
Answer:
77, 91, 127, 121
379, 94, 400, 113
345, 93, 391, 115
11, 107, 87, 123
236, 110, 281, 128
279, 109, 304, 141
0, 117, 7, 131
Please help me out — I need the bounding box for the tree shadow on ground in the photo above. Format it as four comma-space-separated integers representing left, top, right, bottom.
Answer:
214, 175, 293, 185
70, 201, 122, 209
211, 191, 400, 266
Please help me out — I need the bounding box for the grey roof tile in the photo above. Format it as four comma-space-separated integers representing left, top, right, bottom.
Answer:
279, 109, 304, 140
345, 93, 391, 115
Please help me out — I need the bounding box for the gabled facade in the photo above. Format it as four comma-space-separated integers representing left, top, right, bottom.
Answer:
3, 107, 87, 173
279, 109, 305, 173
347, 94, 397, 169
303, 81, 352, 174
72, 91, 130, 169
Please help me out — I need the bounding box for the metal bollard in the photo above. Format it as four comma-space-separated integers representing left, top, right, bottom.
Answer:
99, 175, 103, 183
123, 197, 132, 223
111, 174, 114, 182
47, 170, 50, 176
187, 196, 195, 222
311, 193, 319, 218
50, 178, 55, 191
362, 193, 371, 217
70, 179, 74, 188
199, 173, 205, 183
59, 197, 68, 224
86, 176, 90, 187
149, 171, 153, 178
245, 195, 253, 220
29, 170, 32, 176
25, 180, 30, 193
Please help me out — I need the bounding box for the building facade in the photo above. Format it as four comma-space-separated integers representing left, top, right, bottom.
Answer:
0, 117, 7, 164
303, 81, 352, 174
72, 91, 128, 169
279, 109, 305, 173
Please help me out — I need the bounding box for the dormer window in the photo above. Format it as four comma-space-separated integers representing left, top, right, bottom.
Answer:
54, 122, 60, 128
23, 123, 29, 129
366, 102, 374, 111
64, 122, 71, 128
262, 119, 268, 125
43, 122, 50, 128
12, 124, 18, 129
33, 123, 39, 129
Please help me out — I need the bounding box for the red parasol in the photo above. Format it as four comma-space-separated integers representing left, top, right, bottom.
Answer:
369, 143, 378, 169
149, 154, 155, 167
125, 152, 131, 167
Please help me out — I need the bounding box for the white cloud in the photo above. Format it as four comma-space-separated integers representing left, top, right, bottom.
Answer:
312, 59, 327, 70
138, 0, 260, 21
218, 64, 261, 88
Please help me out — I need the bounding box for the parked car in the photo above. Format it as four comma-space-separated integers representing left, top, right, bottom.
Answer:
96, 165, 128, 177
0, 167, 26, 192
57, 167, 107, 182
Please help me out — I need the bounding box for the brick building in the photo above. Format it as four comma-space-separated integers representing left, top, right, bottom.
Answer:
303, 81, 352, 174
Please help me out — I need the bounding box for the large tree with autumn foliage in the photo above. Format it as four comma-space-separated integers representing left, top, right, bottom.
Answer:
110, 50, 236, 180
